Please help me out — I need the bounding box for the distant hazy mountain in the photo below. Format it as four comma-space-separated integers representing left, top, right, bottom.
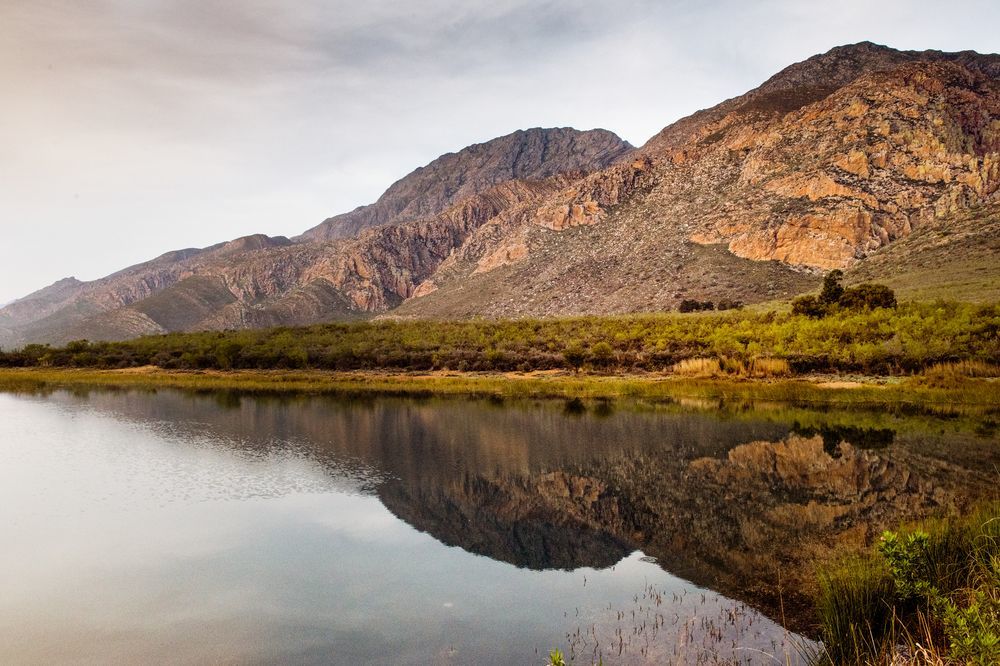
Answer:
2, 42, 998, 347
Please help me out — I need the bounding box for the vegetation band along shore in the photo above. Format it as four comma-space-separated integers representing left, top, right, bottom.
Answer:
0, 367, 998, 410
1, 300, 998, 378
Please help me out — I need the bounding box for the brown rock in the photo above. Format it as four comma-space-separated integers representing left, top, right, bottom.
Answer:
835, 149, 871, 177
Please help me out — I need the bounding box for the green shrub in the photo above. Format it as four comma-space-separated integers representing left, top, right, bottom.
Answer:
840, 283, 898, 311
796, 271, 897, 318
679, 299, 715, 312
938, 588, 1000, 665
791, 294, 827, 318
562, 344, 586, 372
590, 341, 614, 367
879, 529, 934, 600
816, 503, 1000, 665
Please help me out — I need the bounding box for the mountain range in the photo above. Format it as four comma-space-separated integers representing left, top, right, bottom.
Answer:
3, 41, 999, 348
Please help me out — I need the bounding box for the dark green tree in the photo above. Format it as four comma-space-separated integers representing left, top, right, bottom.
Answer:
562, 344, 586, 372
819, 269, 845, 305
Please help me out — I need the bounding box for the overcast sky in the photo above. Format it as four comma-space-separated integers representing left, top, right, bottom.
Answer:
1, 0, 998, 303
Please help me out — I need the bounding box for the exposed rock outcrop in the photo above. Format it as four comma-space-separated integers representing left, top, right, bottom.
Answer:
396, 45, 1000, 319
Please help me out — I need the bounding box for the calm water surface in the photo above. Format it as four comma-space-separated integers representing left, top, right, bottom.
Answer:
1, 389, 996, 664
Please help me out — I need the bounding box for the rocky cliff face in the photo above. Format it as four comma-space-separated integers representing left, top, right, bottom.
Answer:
2, 43, 999, 345
395, 43, 1000, 319
686, 60, 1000, 267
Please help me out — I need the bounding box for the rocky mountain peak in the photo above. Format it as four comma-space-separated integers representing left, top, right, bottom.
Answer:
2, 276, 81, 309
753, 41, 1000, 101
395, 46, 1000, 319
643, 42, 1000, 154
298, 127, 633, 241
214, 234, 293, 256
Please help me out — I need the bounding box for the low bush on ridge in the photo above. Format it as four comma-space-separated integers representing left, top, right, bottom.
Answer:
792, 270, 898, 319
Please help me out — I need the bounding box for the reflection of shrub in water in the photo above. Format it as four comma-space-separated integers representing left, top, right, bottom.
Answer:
212, 390, 243, 410
556, 396, 615, 419
974, 418, 997, 439
793, 424, 895, 457
592, 400, 615, 419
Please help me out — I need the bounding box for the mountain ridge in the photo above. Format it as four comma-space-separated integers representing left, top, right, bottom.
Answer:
3, 42, 999, 347
392, 47, 1000, 318
0, 128, 628, 346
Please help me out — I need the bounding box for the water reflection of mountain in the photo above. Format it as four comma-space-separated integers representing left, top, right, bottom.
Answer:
45, 389, 1000, 629
379, 472, 633, 570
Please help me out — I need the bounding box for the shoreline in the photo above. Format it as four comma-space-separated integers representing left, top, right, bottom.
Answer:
0, 366, 996, 407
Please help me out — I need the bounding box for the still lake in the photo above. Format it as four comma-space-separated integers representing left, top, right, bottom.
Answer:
1, 388, 996, 664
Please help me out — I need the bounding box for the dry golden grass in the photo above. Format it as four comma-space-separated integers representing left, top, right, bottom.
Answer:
910, 361, 1000, 389
746, 357, 793, 378
672, 358, 724, 377
673, 356, 792, 379
923, 360, 1000, 378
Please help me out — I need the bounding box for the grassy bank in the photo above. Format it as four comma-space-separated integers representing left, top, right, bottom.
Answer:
0, 367, 998, 408
815, 502, 1000, 665
1, 301, 997, 377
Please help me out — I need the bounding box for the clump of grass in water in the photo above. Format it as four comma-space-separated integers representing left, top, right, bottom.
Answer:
814, 501, 1000, 665
552, 580, 813, 664
815, 557, 897, 663
547, 648, 567, 665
